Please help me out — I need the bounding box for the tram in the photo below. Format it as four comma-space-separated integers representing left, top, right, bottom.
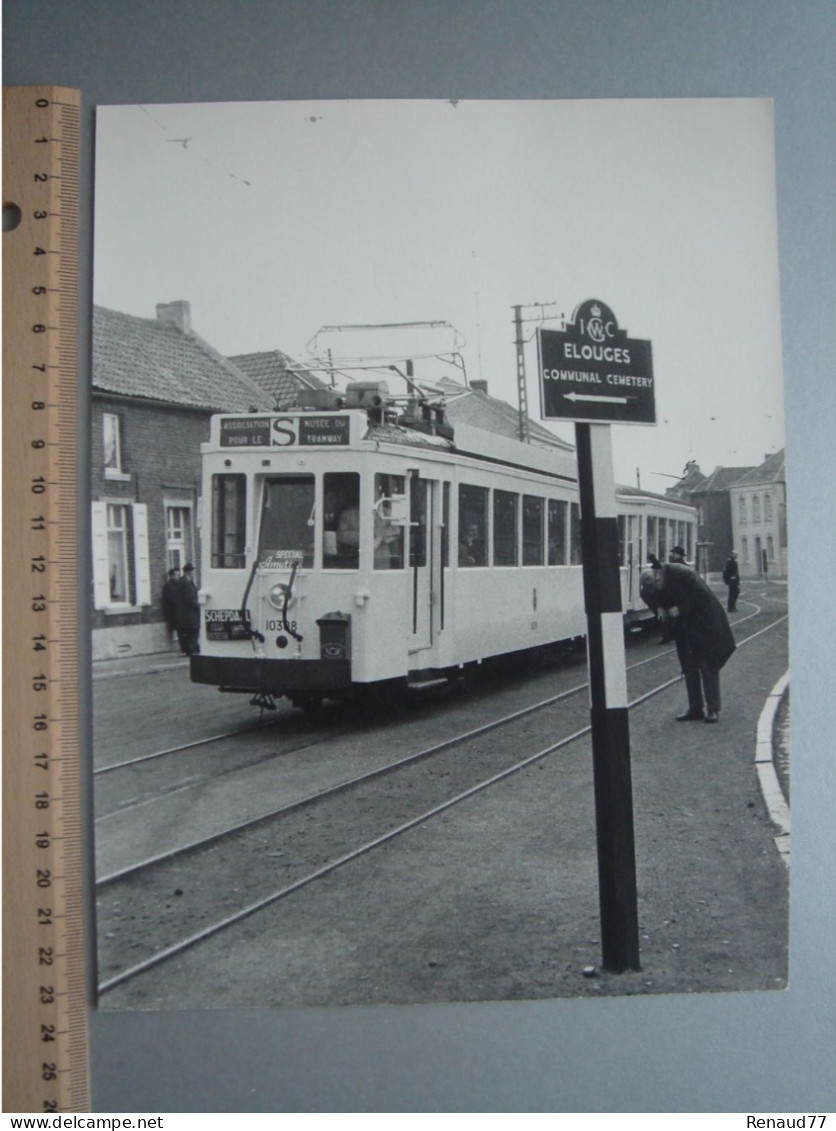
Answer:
190, 382, 697, 710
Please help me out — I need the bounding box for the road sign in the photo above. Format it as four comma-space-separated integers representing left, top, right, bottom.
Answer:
538, 299, 655, 425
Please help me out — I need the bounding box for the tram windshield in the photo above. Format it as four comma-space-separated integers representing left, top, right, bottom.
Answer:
257, 475, 315, 569
323, 472, 361, 569
374, 473, 405, 570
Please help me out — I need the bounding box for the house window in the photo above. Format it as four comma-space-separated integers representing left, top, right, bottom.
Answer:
165, 503, 193, 571
741, 536, 749, 565
107, 504, 130, 601
739, 497, 747, 523
767, 535, 775, 562
103, 413, 121, 471
753, 495, 761, 522
765, 493, 773, 521
92, 501, 151, 610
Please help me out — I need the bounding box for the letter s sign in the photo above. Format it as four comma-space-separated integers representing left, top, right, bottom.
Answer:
271, 418, 298, 446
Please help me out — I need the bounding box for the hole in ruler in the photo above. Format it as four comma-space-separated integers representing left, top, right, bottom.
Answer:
3, 202, 22, 231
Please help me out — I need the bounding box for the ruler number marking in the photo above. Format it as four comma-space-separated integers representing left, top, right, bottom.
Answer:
4, 85, 87, 1112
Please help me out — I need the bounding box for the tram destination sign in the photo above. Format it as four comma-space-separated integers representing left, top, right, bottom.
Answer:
538, 299, 655, 425
219, 414, 353, 448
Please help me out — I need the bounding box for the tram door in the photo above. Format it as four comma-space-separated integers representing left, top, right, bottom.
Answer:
408, 476, 435, 652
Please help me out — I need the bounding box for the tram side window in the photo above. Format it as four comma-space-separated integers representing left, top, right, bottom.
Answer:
569, 502, 582, 565
323, 472, 360, 569
522, 496, 544, 566
624, 514, 639, 567
374, 473, 405, 570
493, 490, 519, 566
548, 499, 567, 565
657, 518, 668, 563
458, 484, 488, 567
258, 476, 315, 569
211, 474, 246, 569
647, 516, 658, 562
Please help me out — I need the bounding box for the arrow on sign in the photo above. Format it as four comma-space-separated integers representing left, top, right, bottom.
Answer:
564, 391, 636, 405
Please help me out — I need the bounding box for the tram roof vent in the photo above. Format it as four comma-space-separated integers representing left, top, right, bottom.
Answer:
295, 387, 345, 410
345, 380, 390, 409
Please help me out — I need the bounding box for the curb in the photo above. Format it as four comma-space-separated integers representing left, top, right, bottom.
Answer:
754, 669, 790, 868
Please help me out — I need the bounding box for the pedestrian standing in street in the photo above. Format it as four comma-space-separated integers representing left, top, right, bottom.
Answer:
723, 550, 741, 611
161, 567, 181, 643
173, 562, 201, 656
640, 562, 736, 723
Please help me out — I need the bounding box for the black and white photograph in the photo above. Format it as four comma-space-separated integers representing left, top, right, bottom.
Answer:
91, 97, 789, 1014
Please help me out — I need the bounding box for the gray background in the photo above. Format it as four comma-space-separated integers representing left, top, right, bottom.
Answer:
4, 0, 834, 1113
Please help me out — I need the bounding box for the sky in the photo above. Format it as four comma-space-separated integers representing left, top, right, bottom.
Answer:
93, 98, 786, 491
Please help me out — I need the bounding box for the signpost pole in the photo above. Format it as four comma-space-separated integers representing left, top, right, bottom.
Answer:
575, 421, 641, 972
538, 299, 652, 974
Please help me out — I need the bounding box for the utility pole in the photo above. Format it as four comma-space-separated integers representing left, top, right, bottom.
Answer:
513, 304, 530, 443
512, 301, 559, 444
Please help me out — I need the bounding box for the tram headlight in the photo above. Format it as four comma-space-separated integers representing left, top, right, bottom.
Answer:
267, 582, 295, 611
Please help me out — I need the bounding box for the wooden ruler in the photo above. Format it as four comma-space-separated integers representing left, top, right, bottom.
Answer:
3, 86, 90, 1113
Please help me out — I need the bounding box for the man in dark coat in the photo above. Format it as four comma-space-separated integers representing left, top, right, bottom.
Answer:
173, 562, 201, 655
161, 567, 180, 642
657, 545, 691, 642
722, 551, 740, 611
640, 562, 736, 724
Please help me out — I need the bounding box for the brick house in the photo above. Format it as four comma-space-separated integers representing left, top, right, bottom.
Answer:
91, 301, 274, 660
728, 449, 787, 579
666, 460, 757, 575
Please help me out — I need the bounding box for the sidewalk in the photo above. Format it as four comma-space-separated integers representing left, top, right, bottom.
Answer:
92, 649, 189, 681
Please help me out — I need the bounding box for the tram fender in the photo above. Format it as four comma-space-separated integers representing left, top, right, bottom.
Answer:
190, 654, 352, 692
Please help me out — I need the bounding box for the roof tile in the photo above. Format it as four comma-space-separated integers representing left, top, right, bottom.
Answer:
93, 305, 273, 413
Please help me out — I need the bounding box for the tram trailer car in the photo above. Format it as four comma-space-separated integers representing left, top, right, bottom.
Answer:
190, 384, 696, 710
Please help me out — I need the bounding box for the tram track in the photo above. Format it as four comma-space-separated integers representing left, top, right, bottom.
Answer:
96, 597, 768, 818
96, 601, 786, 995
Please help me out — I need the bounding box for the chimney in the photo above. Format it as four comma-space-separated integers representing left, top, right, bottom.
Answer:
470, 379, 488, 394
156, 301, 191, 333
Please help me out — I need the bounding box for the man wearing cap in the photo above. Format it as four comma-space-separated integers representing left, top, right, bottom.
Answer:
722, 550, 740, 612
640, 562, 736, 723
173, 562, 201, 656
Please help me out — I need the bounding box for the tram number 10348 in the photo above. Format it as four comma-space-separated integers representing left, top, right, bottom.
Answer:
265, 619, 298, 634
